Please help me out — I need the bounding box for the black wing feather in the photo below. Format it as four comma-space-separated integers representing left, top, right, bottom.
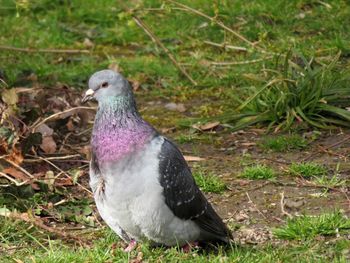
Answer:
158, 138, 232, 242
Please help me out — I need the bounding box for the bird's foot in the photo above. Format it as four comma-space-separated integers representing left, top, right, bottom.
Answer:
124, 239, 137, 252
181, 241, 199, 253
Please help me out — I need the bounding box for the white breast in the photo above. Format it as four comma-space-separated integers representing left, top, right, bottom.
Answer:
90, 136, 201, 246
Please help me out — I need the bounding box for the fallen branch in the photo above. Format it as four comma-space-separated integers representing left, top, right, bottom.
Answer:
132, 15, 197, 86
280, 192, 293, 219
0, 45, 90, 54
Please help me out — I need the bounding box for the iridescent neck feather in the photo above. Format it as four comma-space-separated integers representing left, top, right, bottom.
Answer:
92, 95, 155, 162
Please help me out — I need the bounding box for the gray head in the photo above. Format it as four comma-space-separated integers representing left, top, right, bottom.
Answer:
82, 70, 132, 103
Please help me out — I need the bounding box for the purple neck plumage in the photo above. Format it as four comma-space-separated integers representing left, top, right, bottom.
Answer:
91, 95, 155, 163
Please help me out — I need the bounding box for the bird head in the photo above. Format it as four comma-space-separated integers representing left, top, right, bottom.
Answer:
82, 70, 132, 103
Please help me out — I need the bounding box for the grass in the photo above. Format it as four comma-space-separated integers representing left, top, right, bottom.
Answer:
288, 162, 327, 178
1, 214, 349, 262
241, 164, 275, 180
260, 134, 307, 152
1, 0, 350, 262
273, 211, 350, 241
193, 170, 227, 194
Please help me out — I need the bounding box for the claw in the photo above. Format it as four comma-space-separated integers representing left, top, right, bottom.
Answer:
124, 239, 137, 252
181, 241, 199, 253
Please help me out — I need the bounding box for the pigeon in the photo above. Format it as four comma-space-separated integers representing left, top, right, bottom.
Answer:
82, 70, 232, 251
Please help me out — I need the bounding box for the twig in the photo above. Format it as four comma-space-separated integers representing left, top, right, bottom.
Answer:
31, 106, 96, 130
132, 15, 197, 86
0, 45, 90, 54
166, 0, 254, 46
303, 134, 350, 161
280, 192, 293, 219
204, 40, 248, 52
0, 172, 29, 187
24, 154, 82, 162
32, 155, 92, 195
245, 192, 267, 220
209, 56, 273, 66
0, 210, 90, 247
4, 159, 34, 179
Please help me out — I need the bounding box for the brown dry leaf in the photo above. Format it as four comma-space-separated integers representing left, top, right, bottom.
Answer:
193, 121, 220, 131
130, 80, 141, 91
79, 145, 91, 159
3, 167, 27, 181
66, 119, 75, 131
3, 167, 39, 190
40, 136, 57, 154
200, 121, 220, 130
6, 147, 24, 165
55, 177, 73, 186
184, 155, 205, 162
1, 89, 18, 105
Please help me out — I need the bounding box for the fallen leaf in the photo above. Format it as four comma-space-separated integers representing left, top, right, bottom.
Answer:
35, 123, 53, 136
0, 207, 11, 216
3, 167, 27, 181
164, 102, 186, 112
6, 147, 24, 165
40, 136, 57, 154
184, 155, 205, 162
193, 121, 220, 131
83, 38, 94, 48
284, 199, 305, 209
3, 167, 39, 190
79, 145, 91, 159
1, 89, 18, 105
66, 119, 75, 131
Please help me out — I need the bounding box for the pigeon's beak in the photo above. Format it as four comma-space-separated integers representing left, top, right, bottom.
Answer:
82, 89, 94, 103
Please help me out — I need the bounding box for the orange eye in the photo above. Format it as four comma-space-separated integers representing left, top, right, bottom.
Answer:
101, 82, 108, 88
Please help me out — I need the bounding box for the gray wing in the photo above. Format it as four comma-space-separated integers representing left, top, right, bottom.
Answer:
158, 138, 232, 243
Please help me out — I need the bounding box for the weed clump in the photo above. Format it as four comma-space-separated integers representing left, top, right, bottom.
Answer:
289, 162, 327, 178
241, 164, 275, 180
193, 171, 227, 193
274, 212, 350, 240
260, 134, 307, 152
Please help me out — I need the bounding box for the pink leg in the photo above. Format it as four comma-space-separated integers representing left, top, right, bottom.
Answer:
124, 239, 137, 252
181, 241, 199, 253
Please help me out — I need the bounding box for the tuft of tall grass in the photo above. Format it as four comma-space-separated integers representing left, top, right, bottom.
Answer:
231, 51, 350, 131
183, 51, 350, 132
273, 212, 350, 241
